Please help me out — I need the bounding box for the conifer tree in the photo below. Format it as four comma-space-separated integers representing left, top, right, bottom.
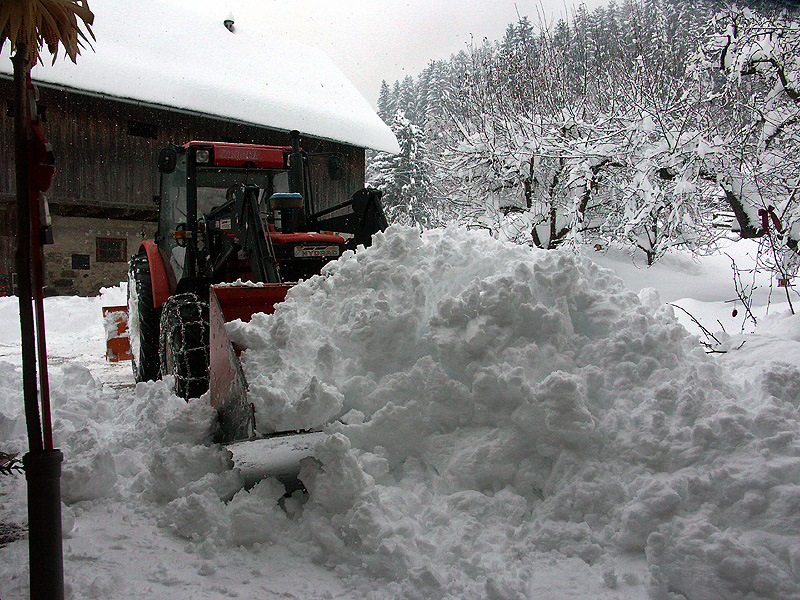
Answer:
367, 0, 798, 272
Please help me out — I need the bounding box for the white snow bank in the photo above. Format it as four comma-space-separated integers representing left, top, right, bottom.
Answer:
0, 284, 126, 367
0, 363, 224, 504
0, 0, 399, 154
227, 226, 800, 599
2, 227, 800, 599
585, 239, 772, 305
0, 357, 348, 598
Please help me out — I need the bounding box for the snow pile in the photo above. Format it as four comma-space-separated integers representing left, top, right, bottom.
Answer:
0, 363, 224, 506
227, 226, 800, 599
0, 284, 127, 368
2, 227, 800, 599
0, 363, 259, 599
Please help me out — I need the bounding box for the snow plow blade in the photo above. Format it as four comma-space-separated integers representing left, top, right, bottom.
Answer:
209, 283, 293, 444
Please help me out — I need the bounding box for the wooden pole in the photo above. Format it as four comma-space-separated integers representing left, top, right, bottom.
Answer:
12, 44, 44, 454
13, 43, 65, 600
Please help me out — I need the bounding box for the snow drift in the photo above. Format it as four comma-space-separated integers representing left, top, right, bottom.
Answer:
1, 226, 799, 599
227, 226, 800, 599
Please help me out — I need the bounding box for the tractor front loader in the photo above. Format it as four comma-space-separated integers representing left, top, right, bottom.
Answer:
125, 131, 386, 446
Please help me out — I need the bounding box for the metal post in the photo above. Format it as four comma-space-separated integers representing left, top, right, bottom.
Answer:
23, 451, 64, 600
13, 46, 43, 454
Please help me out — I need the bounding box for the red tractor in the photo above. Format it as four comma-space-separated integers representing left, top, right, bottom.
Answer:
127, 131, 386, 443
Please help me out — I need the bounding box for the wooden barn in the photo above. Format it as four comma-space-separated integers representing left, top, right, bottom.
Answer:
0, 2, 398, 297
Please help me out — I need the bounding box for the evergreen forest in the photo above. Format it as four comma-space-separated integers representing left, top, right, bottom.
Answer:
367, 0, 800, 287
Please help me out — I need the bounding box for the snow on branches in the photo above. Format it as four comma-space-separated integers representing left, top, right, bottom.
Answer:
369, 1, 800, 281
695, 5, 800, 279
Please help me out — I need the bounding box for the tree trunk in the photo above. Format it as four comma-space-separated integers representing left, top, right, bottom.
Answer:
12, 45, 44, 454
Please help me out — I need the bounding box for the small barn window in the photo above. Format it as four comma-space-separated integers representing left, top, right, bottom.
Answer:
72, 254, 91, 270
127, 120, 158, 139
96, 238, 127, 262
328, 155, 344, 180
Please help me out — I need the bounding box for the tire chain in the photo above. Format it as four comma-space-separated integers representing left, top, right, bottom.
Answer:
159, 293, 210, 399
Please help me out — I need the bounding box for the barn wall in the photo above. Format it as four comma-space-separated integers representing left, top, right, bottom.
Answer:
44, 215, 153, 296
0, 76, 367, 295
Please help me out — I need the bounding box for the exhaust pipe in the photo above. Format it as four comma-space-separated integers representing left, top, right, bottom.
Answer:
287, 130, 307, 231
289, 130, 303, 197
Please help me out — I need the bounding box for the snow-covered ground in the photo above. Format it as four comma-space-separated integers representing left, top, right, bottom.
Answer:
1, 226, 799, 600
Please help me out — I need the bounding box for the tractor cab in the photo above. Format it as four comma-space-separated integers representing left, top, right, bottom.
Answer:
155, 137, 347, 289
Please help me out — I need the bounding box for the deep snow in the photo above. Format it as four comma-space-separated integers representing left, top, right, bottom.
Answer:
1, 226, 799, 600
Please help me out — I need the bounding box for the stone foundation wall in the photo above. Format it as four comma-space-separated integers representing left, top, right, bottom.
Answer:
44, 216, 156, 296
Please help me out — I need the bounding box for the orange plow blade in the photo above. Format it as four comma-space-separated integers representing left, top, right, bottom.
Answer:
209, 284, 293, 443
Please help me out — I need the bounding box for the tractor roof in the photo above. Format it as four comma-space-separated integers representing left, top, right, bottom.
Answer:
0, 0, 400, 155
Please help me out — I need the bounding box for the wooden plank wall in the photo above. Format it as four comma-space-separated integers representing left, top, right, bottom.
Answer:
0, 203, 13, 293
0, 78, 365, 213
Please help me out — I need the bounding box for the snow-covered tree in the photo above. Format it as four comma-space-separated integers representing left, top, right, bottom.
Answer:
368, 109, 439, 228
370, 0, 800, 267
421, 3, 726, 261
691, 5, 800, 279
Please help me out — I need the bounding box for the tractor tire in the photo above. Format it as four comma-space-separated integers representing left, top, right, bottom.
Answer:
128, 253, 161, 382
159, 293, 210, 400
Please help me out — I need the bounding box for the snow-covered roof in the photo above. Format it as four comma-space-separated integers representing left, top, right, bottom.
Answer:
0, 0, 399, 154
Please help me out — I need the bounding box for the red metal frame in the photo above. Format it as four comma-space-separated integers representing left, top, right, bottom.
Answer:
185, 141, 290, 169
27, 78, 55, 452
102, 306, 131, 362
210, 283, 293, 324
268, 232, 345, 245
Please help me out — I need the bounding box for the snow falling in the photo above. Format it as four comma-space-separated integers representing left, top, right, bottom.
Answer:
1, 226, 800, 599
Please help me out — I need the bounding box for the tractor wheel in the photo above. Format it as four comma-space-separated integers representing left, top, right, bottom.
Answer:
128, 253, 161, 382
159, 293, 210, 400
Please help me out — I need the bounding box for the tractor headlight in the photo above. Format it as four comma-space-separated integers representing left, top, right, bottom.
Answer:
195, 149, 211, 164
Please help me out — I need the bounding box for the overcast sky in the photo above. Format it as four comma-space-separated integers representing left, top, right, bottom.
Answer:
193, 0, 609, 107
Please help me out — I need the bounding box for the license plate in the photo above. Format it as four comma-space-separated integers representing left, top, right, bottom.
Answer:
294, 245, 340, 259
